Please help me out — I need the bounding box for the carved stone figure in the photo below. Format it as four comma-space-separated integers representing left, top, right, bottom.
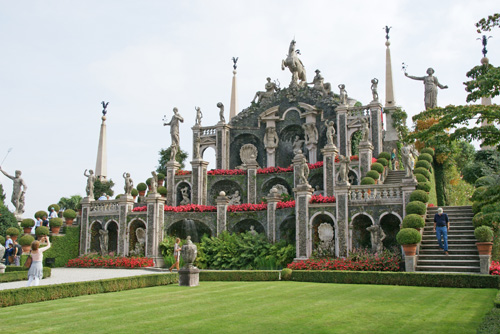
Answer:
281, 39, 307, 86
123, 172, 133, 196
99, 229, 109, 256
367, 225, 386, 253
361, 118, 370, 142
264, 127, 279, 150
371, 78, 379, 102
273, 184, 289, 196
325, 120, 336, 147
338, 155, 350, 184
302, 123, 318, 146
298, 156, 310, 185
0, 167, 27, 216
249, 226, 258, 235
84, 169, 95, 199
217, 102, 225, 123
193, 135, 201, 159
309, 69, 332, 96
405, 68, 448, 110
0, 244, 5, 272
292, 136, 305, 155
252, 77, 279, 103
180, 186, 191, 205
150, 171, 158, 194
180, 236, 197, 268
131, 227, 146, 256
228, 190, 241, 206
318, 222, 335, 257
238, 144, 259, 168
163, 107, 184, 161
338, 84, 348, 105
401, 146, 413, 177
195, 106, 203, 126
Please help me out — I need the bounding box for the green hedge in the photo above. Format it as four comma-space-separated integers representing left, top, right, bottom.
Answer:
414, 167, 431, 180
421, 147, 435, 156
415, 174, 428, 183
415, 160, 431, 171
0, 267, 51, 283
417, 181, 432, 192
43, 226, 80, 267
288, 270, 500, 289
199, 270, 280, 281
0, 273, 178, 308
409, 190, 429, 203
418, 153, 433, 163
406, 201, 427, 215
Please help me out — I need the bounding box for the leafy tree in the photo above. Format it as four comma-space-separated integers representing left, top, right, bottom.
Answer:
0, 205, 19, 237
93, 179, 114, 200
156, 147, 188, 174
0, 184, 5, 206
58, 195, 83, 211
462, 149, 500, 184
476, 13, 500, 33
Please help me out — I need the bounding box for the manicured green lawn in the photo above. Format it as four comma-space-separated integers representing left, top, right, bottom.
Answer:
0, 282, 495, 333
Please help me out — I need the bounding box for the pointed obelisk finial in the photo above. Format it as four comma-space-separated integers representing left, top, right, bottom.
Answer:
384, 26, 396, 107
95, 101, 109, 182
229, 57, 239, 121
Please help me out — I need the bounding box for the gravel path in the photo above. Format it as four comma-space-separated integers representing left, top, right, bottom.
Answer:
0, 267, 169, 290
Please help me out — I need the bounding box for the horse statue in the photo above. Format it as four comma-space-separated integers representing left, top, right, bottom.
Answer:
281, 39, 307, 86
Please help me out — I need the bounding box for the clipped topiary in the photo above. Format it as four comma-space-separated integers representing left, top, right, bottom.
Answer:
131, 188, 139, 197
158, 186, 168, 196
18, 234, 35, 246
471, 186, 488, 202
473, 212, 485, 228
474, 226, 494, 242
371, 162, 384, 174
414, 167, 431, 180
281, 268, 292, 280
473, 212, 500, 228
361, 177, 376, 185
475, 176, 495, 188
48, 204, 61, 212
406, 201, 427, 215
49, 218, 63, 227
35, 226, 50, 236
415, 174, 427, 183
63, 209, 77, 219
417, 182, 431, 192
409, 190, 429, 203
34, 210, 48, 219
146, 178, 152, 186
137, 183, 147, 192
0, 235, 5, 246
377, 157, 389, 167
402, 214, 425, 229
21, 218, 35, 228
366, 170, 380, 180
415, 160, 431, 171
157, 173, 165, 180
481, 203, 500, 214
6, 227, 20, 237
418, 153, 433, 163
396, 228, 422, 245
421, 147, 435, 156
378, 152, 391, 161
472, 201, 483, 214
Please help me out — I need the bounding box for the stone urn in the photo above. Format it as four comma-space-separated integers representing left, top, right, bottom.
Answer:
179, 236, 200, 287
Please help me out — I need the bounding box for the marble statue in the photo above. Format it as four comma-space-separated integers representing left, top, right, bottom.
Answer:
228, 191, 241, 206
401, 146, 413, 177
0, 167, 27, 216
361, 118, 370, 142
252, 77, 279, 103
0, 243, 5, 272
264, 127, 279, 150
371, 78, 379, 102
163, 107, 184, 161
338, 84, 348, 105
217, 102, 225, 123
195, 106, 203, 126
180, 186, 191, 205
302, 123, 318, 146
99, 229, 109, 256
404, 68, 448, 110
367, 225, 386, 253
249, 226, 258, 235
131, 227, 146, 256
84, 169, 95, 199
238, 144, 259, 168
309, 69, 332, 96
292, 136, 305, 155
281, 39, 307, 86
150, 171, 158, 194
193, 135, 201, 159
123, 172, 133, 196
298, 156, 310, 185
338, 155, 350, 184
273, 184, 288, 196
325, 120, 336, 147
318, 222, 335, 257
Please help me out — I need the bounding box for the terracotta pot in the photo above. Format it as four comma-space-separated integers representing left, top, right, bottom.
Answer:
65, 218, 74, 226
139, 190, 146, 197
148, 185, 152, 191
476, 242, 493, 255
23, 227, 32, 234
51, 227, 61, 235
158, 179, 164, 187
22, 245, 31, 253
402, 243, 418, 256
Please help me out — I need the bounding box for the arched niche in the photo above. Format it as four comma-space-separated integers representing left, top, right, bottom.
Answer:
310, 213, 336, 257
176, 181, 192, 206
209, 180, 244, 206
277, 124, 304, 167
128, 219, 146, 256
351, 213, 373, 249
279, 215, 296, 244
105, 221, 119, 254
230, 133, 264, 169
309, 173, 324, 194
90, 221, 102, 253
350, 130, 362, 156
261, 177, 292, 199
232, 219, 265, 234
167, 219, 212, 243
380, 213, 402, 250
348, 170, 359, 186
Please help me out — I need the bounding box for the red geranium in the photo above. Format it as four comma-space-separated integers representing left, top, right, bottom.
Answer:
310, 194, 336, 204
207, 169, 247, 175
67, 255, 154, 268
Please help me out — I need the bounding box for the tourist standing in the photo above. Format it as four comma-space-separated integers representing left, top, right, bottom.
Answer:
26, 236, 51, 287
391, 148, 397, 170
433, 208, 450, 255
169, 238, 181, 272
48, 207, 58, 220
42, 215, 49, 227
33, 217, 42, 234
13, 240, 22, 266
4, 235, 12, 265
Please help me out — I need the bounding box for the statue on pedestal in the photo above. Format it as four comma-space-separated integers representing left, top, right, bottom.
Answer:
150, 171, 158, 194
371, 78, 379, 102
367, 224, 386, 253
361, 118, 370, 142
163, 107, 184, 161
195, 106, 203, 126
0, 167, 27, 216
302, 123, 318, 146
338, 84, 348, 105
298, 156, 310, 185
99, 229, 109, 256
292, 136, 305, 155
217, 102, 225, 123
338, 155, 350, 184
180, 186, 191, 205
123, 172, 133, 196
404, 67, 448, 110
252, 77, 279, 103
325, 120, 336, 147
84, 169, 95, 199
401, 146, 413, 177
264, 127, 279, 150
281, 39, 307, 86
309, 69, 332, 97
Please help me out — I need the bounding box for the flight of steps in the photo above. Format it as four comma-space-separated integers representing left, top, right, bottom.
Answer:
416, 206, 480, 274
383, 170, 406, 185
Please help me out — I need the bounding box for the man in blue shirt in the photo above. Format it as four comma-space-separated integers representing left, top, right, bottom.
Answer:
433, 207, 450, 255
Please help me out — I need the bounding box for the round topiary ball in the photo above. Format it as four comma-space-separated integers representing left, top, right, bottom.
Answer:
63, 209, 77, 219
418, 153, 433, 163
472, 201, 483, 214
48, 204, 61, 212
402, 214, 425, 229
6, 227, 21, 237
366, 170, 380, 180
18, 234, 35, 246
371, 162, 384, 174
475, 176, 495, 188
415, 174, 428, 183
417, 182, 431, 192
158, 186, 168, 196
396, 228, 422, 245
0, 235, 5, 246
35, 226, 50, 236
146, 178, 153, 186
414, 167, 431, 180
474, 226, 494, 242
377, 157, 389, 167
361, 177, 376, 185
34, 210, 48, 219
421, 147, 435, 156
21, 218, 35, 228
49, 218, 63, 227
131, 188, 139, 197
378, 152, 391, 161
281, 268, 292, 280
409, 190, 429, 203
157, 173, 165, 180
137, 183, 148, 192
415, 160, 431, 171
406, 201, 427, 215
471, 186, 488, 202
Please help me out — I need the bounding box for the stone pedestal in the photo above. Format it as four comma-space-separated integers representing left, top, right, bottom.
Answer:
166, 161, 180, 206
79, 196, 94, 256
479, 254, 491, 275
190, 159, 209, 205
293, 153, 307, 188
368, 102, 383, 157
266, 148, 276, 168
335, 186, 349, 257
336, 105, 348, 157
216, 123, 231, 170
179, 267, 200, 287
401, 178, 418, 216
0, 263, 5, 273
246, 162, 259, 204
294, 184, 314, 260
404, 255, 416, 272
118, 195, 135, 256
383, 106, 400, 154
216, 192, 230, 236
358, 141, 374, 178
145, 193, 166, 267
321, 145, 338, 197
266, 189, 281, 243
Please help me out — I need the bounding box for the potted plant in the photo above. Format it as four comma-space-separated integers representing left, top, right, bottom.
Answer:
137, 183, 147, 196
34, 210, 48, 220
396, 228, 422, 256
157, 173, 165, 186
18, 234, 35, 253
6, 227, 21, 241
131, 188, 139, 200
474, 226, 494, 255
402, 214, 425, 230
146, 178, 153, 191
21, 218, 35, 234
35, 226, 50, 240
49, 218, 63, 234
158, 186, 167, 197
63, 209, 77, 226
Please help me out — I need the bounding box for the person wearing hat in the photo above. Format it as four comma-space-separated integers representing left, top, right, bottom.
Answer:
48, 207, 58, 220
433, 207, 450, 255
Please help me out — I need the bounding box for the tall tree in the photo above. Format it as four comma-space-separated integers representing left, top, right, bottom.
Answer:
93, 179, 115, 200
58, 195, 83, 211
156, 147, 188, 175
0, 183, 5, 206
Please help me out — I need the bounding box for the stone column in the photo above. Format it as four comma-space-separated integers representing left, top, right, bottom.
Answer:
405, 255, 416, 272
190, 159, 209, 205
165, 161, 180, 206
294, 184, 314, 260
216, 191, 230, 236
358, 141, 374, 178
383, 106, 400, 153
401, 178, 418, 216
293, 153, 307, 188
480, 255, 491, 275
336, 105, 348, 157
266, 188, 281, 243
246, 162, 259, 204
145, 193, 166, 267
335, 186, 349, 257
369, 102, 383, 157
216, 123, 231, 170
118, 195, 135, 256
79, 197, 93, 255
321, 145, 338, 197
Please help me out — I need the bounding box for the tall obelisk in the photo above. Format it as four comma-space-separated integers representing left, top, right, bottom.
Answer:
383, 26, 400, 151
229, 57, 239, 121
95, 101, 108, 182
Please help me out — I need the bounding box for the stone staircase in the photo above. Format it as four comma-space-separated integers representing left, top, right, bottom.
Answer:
383, 170, 406, 185
416, 206, 480, 274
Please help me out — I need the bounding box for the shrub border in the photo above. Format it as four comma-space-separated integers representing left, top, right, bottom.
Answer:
199, 270, 280, 281
0, 268, 51, 283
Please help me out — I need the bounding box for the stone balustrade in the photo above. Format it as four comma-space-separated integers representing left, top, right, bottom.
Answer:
200, 126, 217, 136
348, 184, 403, 203
89, 200, 121, 213
347, 106, 370, 119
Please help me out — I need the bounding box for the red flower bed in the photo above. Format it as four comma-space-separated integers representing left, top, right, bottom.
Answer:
132, 206, 147, 212
67, 255, 154, 268
164, 204, 217, 212
490, 261, 500, 275
227, 202, 267, 212
287, 255, 399, 272
334, 156, 360, 163
176, 170, 192, 176
372, 157, 377, 163
207, 169, 247, 175
308, 161, 324, 170
428, 203, 435, 207
310, 194, 336, 204
257, 166, 293, 174
277, 200, 295, 209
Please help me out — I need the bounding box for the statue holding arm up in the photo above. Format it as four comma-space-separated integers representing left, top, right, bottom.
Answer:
405, 67, 448, 110
0, 167, 27, 216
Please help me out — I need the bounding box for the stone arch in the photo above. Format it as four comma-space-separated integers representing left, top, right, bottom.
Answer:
348, 169, 359, 185
201, 146, 217, 170
176, 181, 192, 206
281, 107, 301, 121
379, 212, 402, 250
309, 172, 324, 194
310, 211, 337, 257
104, 220, 119, 254
261, 177, 292, 199
89, 220, 103, 253
277, 124, 305, 167
232, 219, 265, 234
230, 133, 264, 168
350, 213, 374, 250
350, 130, 362, 156
167, 219, 213, 243
278, 215, 296, 244
127, 218, 146, 256
208, 179, 244, 206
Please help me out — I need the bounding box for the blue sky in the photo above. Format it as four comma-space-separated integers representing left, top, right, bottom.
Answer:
0, 0, 498, 219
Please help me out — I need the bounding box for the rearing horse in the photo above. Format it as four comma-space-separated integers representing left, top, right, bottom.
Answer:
281, 39, 307, 86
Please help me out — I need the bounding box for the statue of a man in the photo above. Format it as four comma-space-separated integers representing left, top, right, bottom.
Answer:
0, 167, 27, 215
371, 78, 379, 102
405, 68, 448, 110
302, 123, 318, 146
252, 77, 279, 103
163, 107, 184, 161
150, 171, 158, 194
123, 172, 133, 196
99, 229, 109, 256
264, 127, 279, 150
325, 120, 336, 147
367, 225, 386, 253
299, 156, 310, 185
84, 169, 95, 199
338, 84, 348, 105
292, 136, 305, 155
309, 69, 332, 96
401, 146, 413, 177
195, 106, 203, 126
217, 102, 225, 123
338, 155, 350, 184
361, 118, 370, 142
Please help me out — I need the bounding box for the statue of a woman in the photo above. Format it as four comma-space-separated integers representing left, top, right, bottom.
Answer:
405, 68, 448, 110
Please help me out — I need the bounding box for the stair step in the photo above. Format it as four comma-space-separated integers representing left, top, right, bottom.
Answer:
415, 265, 480, 273
417, 260, 480, 266
419, 250, 479, 255
418, 255, 479, 260
421, 240, 477, 245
